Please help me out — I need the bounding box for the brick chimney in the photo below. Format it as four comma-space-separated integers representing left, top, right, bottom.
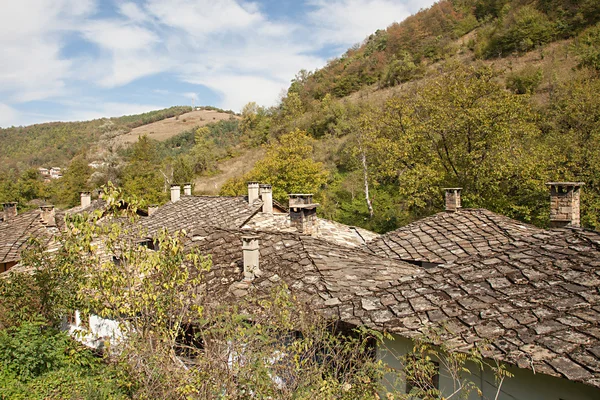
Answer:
148, 204, 159, 216
259, 184, 273, 214
183, 183, 192, 196
170, 184, 181, 202
242, 235, 260, 280
289, 194, 319, 234
546, 182, 584, 228
80, 191, 91, 208
248, 182, 260, 205
444, 188, 462, 212
40, 205, 56, 227
2, 202, 17, 222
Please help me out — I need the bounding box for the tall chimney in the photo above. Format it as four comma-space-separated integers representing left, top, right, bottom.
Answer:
444, 188, 462, 212
546, 182, 584, 228
40, 205, 56, 227
259, 184, 273, 214
183, 183, 192, 196
170, 184, 181, 202
2, 202, 17, 222
80, 191, 91, 208
148, 204, 159, 216
248, 182, 260, 206
289, 194, 318, 235
242, 235, 260, 280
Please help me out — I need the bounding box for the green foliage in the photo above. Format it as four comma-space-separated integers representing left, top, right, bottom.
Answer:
0, 106, 190, 171
221, 130, 328, 203
506, 66, 544, 94
573, 22, 600, 72
0, 322, 125, 399
481, 5, 557, 57
121, 136, 166, 204
380, 51, 424, 88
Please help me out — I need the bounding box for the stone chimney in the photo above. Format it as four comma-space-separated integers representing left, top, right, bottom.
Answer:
170, 184, 181, 202
289, 194, 319, 235
183, 183, 192, 196
546, 182, 584, 228
2, 202, 17, 222
80, 191, 91, 209
259, 184, 273, 214
242, 235, 260, 280
40, 205, 56, 227
444, 188, 462, 212
248, 182, 260, 205
148, 204, 159, 216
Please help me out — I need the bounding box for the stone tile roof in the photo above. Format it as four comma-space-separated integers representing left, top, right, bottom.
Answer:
139, 196, 262, 238
187, 227, 418, 307
66, 199, 107, 215
0, 209, 63, 264
330, 228, 600, 388
244, 214, 379, 248
367, 209, 543, 265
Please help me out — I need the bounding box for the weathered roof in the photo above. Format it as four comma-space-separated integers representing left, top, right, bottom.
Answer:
0, 209, 63, 264
66, 199, 107, 215
244, 214, 379, 248
328, 228, 600, 388
188, 227, 418, 306
367, 209, 543, 265
139, 196, 262, 238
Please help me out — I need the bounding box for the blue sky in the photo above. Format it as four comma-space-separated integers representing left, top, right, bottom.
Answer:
0, 0, 434, 127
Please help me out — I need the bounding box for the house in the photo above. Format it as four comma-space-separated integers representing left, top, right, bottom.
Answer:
0, 202, 63, 273
2, 179, 599, 398
139, 182, 378, 248
178, 184, 600, 399
367, 188, 544, 268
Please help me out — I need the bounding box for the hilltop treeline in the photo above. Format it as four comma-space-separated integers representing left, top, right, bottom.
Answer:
0, 106, 192, 169
290, 0, 600, 103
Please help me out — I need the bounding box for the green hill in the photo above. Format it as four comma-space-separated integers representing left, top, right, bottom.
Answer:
226, 0, 600, 232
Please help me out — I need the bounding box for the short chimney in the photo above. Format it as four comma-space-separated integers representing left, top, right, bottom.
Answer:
2, 202, 17, 222
170, 184, 181, 202
444, 188, 462, 212
148, 204, 159, 216
183, 183, 192, 196
242, 235, 260, 280
248, 182, 260, 205
40, 205, 56, 227
288, 194, 318, 235
80, 191, 91, 208
259, 184, 273, 214
546, 182, 584, 228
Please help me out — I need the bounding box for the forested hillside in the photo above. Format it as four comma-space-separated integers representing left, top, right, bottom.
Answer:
0, 106, 192, 169
222, 0, 600, 232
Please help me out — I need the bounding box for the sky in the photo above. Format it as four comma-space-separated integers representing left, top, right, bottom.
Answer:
0, 0, 435, 127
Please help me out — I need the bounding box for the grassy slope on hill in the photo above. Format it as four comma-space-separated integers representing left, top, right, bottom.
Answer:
0, 106, 237, 171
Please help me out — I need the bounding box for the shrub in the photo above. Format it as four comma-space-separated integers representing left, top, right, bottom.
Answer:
506, 67, 543, 94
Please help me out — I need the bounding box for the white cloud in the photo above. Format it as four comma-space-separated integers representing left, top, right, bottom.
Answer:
307, 0, 414, 45
0, 0, 435, 125
0, 103, 20, 127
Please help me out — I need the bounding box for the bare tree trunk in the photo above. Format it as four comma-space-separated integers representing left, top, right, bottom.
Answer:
358, 140, 374, 218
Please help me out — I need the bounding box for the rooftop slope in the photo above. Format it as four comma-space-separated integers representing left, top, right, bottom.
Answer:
343, 228, 600, 388
187, 228, 418, 307
367, 209, 544, 265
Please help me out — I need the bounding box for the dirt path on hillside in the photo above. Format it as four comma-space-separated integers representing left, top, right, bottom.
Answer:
194, 147, 266, 195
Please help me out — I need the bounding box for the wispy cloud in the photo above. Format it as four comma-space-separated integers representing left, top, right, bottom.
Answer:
0, 0, 435, 126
